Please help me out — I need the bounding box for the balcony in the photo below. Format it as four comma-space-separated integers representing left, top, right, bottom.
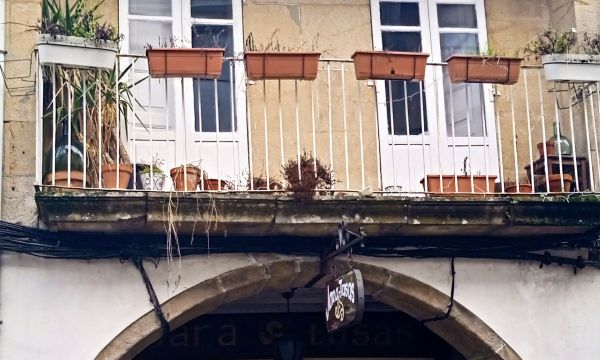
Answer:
34, 53, 600, 239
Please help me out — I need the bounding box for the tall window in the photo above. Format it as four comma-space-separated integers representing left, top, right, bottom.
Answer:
373, 0, 488, 139
123, 0, 239, 133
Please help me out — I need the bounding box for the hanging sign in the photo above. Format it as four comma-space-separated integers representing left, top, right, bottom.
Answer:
325, 269, 365, 333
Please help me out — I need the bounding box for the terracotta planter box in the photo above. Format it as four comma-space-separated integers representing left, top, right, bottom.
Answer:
422, 174, 496, 193
146, 48, 225, 78
102, 163, 133, 189
245, 52, 321, 80
504, 183, 533, 193
548, 174, 573, 192
202, 178, 232, 191
170, 166, 200, 191
44, 170, 85, 188
446, 55, 523, 84
352, 51, 429, 81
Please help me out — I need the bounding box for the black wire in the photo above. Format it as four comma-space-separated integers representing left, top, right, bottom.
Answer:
421, 257, 455, 324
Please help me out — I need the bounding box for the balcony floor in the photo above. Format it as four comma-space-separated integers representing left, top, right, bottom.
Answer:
35, 186, 600, 240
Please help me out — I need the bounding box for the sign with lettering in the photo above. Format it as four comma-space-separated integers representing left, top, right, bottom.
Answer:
325, 269, 365, 333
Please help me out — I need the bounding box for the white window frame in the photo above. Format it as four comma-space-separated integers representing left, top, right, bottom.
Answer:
118, 0, 249, 177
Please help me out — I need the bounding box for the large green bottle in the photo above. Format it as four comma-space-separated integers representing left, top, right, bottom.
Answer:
549, 122, 572, 155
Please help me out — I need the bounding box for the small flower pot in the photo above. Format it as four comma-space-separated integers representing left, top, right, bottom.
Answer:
101, 163, 133, 189
536, 141, 556, 157
44, 170, 85, 188
504, 183, 533, 193
352, 51, 429, 81
422, 174, 496, 193
244, 52, 321, 80
146, 48, 225, 78
170, 166, 200, 191
139, 172, 165, 190
446, 55, 523, 84
201, 178, 232, 191
548, 174, 573, 192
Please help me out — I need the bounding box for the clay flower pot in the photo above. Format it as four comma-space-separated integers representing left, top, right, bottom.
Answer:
548, 174, 573, 192
202, 178, 232, 191
446, 55, 523, 84
146, 48, 225, 78
245, 52, 321, 80
170, 166, 200, 191
422, 174, 496, 193
352, 51, 429, 81
536, 141, 556, 157
101, 163, 133, 189
504, 183, 533, 193
44, 170, 85, 188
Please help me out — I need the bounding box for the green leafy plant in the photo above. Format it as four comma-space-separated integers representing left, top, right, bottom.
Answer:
39, 0, 121, 43
523, 29, 578, 58
140, 157, 165, 175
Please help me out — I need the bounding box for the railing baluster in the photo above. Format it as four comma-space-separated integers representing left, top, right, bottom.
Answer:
509, 86, 519, 193
567, 84, 579, 192
246, 82, 254, 190
357, 79, 365, 190
327, 62, 334, 189
494, 84, 505, 193
583, 86, 595, 191
197, 78, 204, 190
537, 70, 550, 193
523, 69, 534, 193
214, 78, 221, 191
419, 81, 427, 193
403, 81, 412, 193
98, 69, 102, 188
83, 73, 87, 188
553, 82, 565, 191
311, 80, 318, 180
229, 60, 238, 190
448, 80, 458, 193
465, 84, 473, 193
591, 83, 600, 190
51, 65, 56, 186
341, 63, 350, 188
295, 80, 301, 184
67, 72, 72, 187
278, 79, 285, 176
263, 80, 270, 190
387, 80, 397, 190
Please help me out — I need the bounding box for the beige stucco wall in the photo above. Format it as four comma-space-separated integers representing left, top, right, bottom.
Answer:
243, 0, 379, 191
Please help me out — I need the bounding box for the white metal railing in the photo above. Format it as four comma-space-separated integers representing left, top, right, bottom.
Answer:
36, 56, 600, 196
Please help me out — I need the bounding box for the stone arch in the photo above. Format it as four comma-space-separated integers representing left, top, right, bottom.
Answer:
96, 256, 521, 360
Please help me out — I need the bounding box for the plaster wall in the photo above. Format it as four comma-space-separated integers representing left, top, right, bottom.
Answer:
1, 252, 600, 360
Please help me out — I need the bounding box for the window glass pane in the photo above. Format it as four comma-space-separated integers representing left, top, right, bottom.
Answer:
382, 31, 422, 52
191, 0, 232, 19
129, 20, 172, 55
193, 25, 234, 133
437, 4, 477, 28
380, 2, 419, 26
440, 34, 484, 137
440, 33, 479, 59
129, 0, 171, 16
387, 81, 428, 136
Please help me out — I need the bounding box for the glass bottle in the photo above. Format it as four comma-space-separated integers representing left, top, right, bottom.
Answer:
44, 120, 85, 180
549, 122, 572, 156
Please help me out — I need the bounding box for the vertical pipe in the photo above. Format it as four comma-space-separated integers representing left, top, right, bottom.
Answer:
214, 78, 221, 190
523, 69, 534, 193
553, 82, 565, 191
327, 63, 334, 188
263, 81, 270, 189
51, 65, 56, 186
357, 80, 366, 189
419, 81, 427, 192
295, 80, 301, 183
537, 70, 550, 193
509, 86, 519, 191
387, 80, 397, 190
83, 75, 87, 188
567, 85, 579, 191
403, 81, 412, 193
341, 63, 350, 188
583, 86, 595, 191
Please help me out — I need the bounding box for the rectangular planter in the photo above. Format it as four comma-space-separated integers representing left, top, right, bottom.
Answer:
422, 174, 497, 193
351, 51, 429, 81
146, 48, 225, 78
541, 54, 600, 82
245, 52, 321, 80
446, 55, 523, 84
37, 34, 117, 70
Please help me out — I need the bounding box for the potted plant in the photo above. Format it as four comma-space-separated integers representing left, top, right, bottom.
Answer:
446, 47, 523, 84
170, 164, 201, 191
138, 158, 166, 190
146, 31, 225, 78
248, 176, 284, 191
536, 141, 556, 157
548, 174, 573, 192
524, 29, 600, 82
244, 32, 321, 80
421, 157, 497, 193
37, 0, 120, 70
281, 152, 336, 200
504, 181, 533, 193
351, 51, 429, 81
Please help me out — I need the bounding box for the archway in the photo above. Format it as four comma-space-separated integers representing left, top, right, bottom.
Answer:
96, 257, 521, 360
